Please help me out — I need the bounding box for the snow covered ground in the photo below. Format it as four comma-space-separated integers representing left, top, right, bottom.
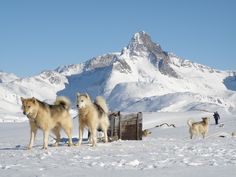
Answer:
0, 111, 236, 177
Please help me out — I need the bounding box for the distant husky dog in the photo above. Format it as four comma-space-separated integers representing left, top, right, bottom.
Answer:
187, 117, 210, 139
76, 93, 109, 147
142, 129, 152, 137
21, 96, 73, 150
232, 131, 236, 138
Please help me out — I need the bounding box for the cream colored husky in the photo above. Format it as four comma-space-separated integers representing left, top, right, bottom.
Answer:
76, 93, 109, 147
187, 117, 210, 139
21, 96, 73, 150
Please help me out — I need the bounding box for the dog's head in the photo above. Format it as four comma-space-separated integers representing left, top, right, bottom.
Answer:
76, 92, 91, 109
202, 117, 210, 123
21, 97, 38, 118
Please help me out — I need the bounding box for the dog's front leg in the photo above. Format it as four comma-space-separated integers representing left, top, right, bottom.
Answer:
91, 128, 97, 147
28, 127, 37, 150
190, 132, 194, 139
103, 128, 108, 143
43, 130, 49, 150
88, 130, 93, 144
202, 133, 206, 139
76, 126, 83, 146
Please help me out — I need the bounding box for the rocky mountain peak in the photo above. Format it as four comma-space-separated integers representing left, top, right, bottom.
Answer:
124, 31, 179, 78
127, 31, 163, 55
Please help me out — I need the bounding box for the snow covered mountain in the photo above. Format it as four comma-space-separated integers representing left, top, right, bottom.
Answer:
0, 71, 19, 83
1, 31, 236, 121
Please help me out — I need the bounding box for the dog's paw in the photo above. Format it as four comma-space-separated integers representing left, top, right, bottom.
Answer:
52, 143, 59, 147
74, 143, 81, 147
91, 144, 97, 147
68, 143, 73, 147
88, 140, 92, 144
27, 146, 32, 150
42, 146, 48, 150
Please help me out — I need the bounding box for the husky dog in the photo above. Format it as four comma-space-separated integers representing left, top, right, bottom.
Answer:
76, 93, 109, 147
142, 129, 152, 137
187, 117, 210, 139
232, 131, 236, 138
21, 96, 73, 150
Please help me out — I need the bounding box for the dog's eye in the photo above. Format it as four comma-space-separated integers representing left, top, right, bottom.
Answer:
81, 100, 84, 102
28, 106, 31, 108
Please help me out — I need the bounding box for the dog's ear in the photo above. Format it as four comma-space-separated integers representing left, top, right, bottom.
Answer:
77, 92, 80, 98
32, 97, 36, 104
20, 97, 24, 103
85, 93, 90, 100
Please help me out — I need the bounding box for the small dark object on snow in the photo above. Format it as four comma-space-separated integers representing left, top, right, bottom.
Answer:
155, 123, 176, 128
219, 124, 224, 128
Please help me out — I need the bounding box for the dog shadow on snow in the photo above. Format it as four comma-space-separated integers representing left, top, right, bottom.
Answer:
0, 137, 89, 151
0, 145, 37, 151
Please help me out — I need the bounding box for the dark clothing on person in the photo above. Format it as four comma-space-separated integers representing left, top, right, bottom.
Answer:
213, 112, 220, 125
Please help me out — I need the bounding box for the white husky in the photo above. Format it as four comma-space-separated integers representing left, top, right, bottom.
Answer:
187, 117, 210, 139
76, 93, 109, 147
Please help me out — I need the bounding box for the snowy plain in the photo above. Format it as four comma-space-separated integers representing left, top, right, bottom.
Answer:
0, 111, 236, 177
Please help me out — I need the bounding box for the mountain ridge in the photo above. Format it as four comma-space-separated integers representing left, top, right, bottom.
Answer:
0, 31, 236, 122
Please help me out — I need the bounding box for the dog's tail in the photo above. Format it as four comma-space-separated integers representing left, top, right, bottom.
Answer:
187, 119, 193, 128
54, 96, 71, 110
94, 96, 109, 114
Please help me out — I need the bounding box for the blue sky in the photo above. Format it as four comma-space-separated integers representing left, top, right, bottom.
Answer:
0, 0, 235, 77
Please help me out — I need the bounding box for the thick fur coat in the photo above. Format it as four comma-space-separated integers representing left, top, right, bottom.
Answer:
187, 117, 210, 139
21, 96, 73, 150
76, 93, 109, 147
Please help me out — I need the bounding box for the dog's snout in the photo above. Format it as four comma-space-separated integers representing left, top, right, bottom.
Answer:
76, 104, 79, 108
23, 111, 26, 115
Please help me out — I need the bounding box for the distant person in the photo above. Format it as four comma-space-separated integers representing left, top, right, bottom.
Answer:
213, 111, 220, 125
